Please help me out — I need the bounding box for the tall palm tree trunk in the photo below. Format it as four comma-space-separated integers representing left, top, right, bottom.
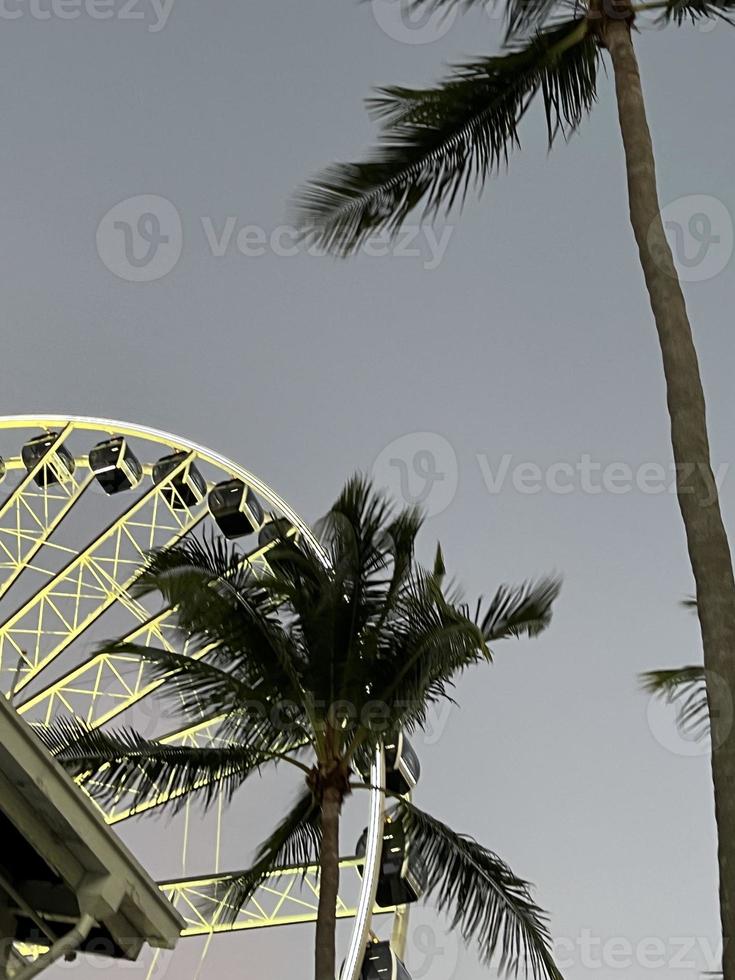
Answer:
315, 784, 342, 980
606, 16, 735, 977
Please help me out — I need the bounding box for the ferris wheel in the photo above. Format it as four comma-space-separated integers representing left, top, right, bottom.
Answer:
0, 415, 423, 980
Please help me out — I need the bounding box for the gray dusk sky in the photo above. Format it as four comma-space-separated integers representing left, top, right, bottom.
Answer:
0, 1, 733, 978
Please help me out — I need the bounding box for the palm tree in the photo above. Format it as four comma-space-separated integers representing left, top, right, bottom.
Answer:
42, 476, 562, 980
291, 2, 735, 972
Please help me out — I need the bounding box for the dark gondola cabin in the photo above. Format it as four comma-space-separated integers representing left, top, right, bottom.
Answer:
89, 436, 143, 494
21, 431, 75, 487
258, 516, 294, 548
360, 941, 412, 980
208, 479, 264, 539
152, 452, 206, 509
356, 815, 427, 908
384, 733, 420, 796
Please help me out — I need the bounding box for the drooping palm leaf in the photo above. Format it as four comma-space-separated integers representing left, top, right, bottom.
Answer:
217, 788, 322, 922
640, 598, 712, 740
128, 536, 313, 711
641, 666, 710, 741
103, 642, 269, 710
39, 717, 282, 814
292, 17, 597, 255
394, 799, 562, 979
659, 0, 735, 23
99, 642, 312, 751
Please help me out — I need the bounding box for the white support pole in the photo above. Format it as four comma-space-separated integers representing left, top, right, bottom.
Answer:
340, 746, 385, 980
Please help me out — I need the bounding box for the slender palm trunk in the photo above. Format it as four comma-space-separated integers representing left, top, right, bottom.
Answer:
315, 783, 342, 980
606, 17, 735, 977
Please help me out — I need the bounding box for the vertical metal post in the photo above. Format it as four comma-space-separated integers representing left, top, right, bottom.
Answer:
340, 746, 385, 980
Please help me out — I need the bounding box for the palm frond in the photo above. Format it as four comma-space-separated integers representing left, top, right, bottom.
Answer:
373, 504, 425, 617
395, 799, 561, 979
367, 569, 491, 734
218, 788, 322, 922
97, 642, 312, 750
132, 536, 273, 644
317, 477, 426, 706
659, 0, 735, 24
478, 576, 561, 641
128, 537, 311, 709
102, 642, 268, 712
317, 474, 395, 553
352, 565, 560, 743
39, 717, 279, 815
132, 532, 245, 604
641, 666, 710, 741
292, 17, 597, 256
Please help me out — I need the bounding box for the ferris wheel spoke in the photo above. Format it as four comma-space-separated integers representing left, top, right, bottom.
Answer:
16, 610, 184, 726
158, 861, 395, 937
0, 453, 206, 696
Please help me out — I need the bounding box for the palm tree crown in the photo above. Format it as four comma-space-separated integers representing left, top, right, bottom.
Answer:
43, 476, 562, 979
292, 0, 732, 255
